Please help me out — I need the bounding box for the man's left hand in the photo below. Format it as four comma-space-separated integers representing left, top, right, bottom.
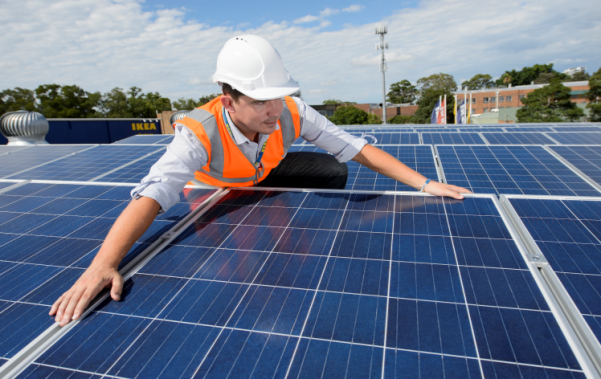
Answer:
424, 181, 472, 199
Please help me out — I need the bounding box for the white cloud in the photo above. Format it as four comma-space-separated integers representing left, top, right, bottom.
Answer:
187, 77, 216, 85
293, 15, 319, 24
320, 80, 339, 86
1, 0, 600, 106
320, 8, 340, 17
308, 89, 329, 94
343, 5, 365, 12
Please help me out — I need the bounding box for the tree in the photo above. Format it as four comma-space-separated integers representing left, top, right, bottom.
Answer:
416, 73, 457, 95
517, 79, 585, 122
173, 94, 221, 110
461, 74, 494, 90
496, 64, 566, 87
389, 115, 413, 124
0, 87, 37, 115
101, 87, 129, 117
35, 84, 102, 118
322, 99, 356, 105
412, 88, 455, 124
387, 80, 417, 104
533, 72, 557, 84
329, 105, 379, 125
586, 67, 601, 121
570, 71, 590, 81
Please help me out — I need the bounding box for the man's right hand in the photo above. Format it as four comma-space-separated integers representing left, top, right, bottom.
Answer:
49, 265, 124, 326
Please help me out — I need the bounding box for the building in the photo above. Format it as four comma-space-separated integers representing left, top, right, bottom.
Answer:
453, 81, 590, 123
563, 67, 586, 77
310, 103, 418, 121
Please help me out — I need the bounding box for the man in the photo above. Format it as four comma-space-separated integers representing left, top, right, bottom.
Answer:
50, 35, 470, 326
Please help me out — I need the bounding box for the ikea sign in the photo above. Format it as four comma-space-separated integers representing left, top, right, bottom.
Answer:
131, 122, 158, 131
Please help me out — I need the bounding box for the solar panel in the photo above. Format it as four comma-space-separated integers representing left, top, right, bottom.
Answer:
507, 196, 601, 352
91, 149, 167, 183
414, 128, 460, 132
465, 128, 506, 132
113, 135, 174, 145
0, 182, 216, 368
549, 145, 601, 188
436, 145, 600, 196
0, 145, 93, 179
422, 133, 485, 145
482, 132, 556, 145
547, 133, 601, 145
346, 145, 439, 191
0, 146, 31, 155
5, 145, 165, 181
513, 127, 555, 132
362, 132, 420, 145
553, 127, 601, 132
12, 190, 589, 378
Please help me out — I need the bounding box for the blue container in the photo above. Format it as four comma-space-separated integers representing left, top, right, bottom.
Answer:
45, 118, 161, 144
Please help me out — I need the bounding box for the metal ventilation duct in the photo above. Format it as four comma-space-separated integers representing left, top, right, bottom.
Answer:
0, 111, 49, 145
170, 110, 190, 126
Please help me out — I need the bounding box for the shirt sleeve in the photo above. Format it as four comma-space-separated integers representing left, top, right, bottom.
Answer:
131, 124, 209, 213
293, 97, 368, 163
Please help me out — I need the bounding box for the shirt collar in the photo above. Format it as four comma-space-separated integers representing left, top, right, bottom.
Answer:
223, 108, 279, 146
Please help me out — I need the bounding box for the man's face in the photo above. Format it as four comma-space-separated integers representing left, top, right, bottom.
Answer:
225, 94, 283, 135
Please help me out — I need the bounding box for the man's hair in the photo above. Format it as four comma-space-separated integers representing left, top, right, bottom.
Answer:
221, 83, 243, 102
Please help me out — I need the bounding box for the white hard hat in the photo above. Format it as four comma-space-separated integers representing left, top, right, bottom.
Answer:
213, 35, 299, 101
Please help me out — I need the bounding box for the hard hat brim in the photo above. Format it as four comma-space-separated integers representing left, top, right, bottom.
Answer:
237, 84, 301, 101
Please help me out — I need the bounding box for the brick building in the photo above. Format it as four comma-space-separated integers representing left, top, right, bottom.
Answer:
453, 81, 590, 123
310, 103, 418, 121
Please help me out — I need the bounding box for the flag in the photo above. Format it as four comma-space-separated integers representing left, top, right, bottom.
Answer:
430, 99, 441, 124
457, 99, 467, 124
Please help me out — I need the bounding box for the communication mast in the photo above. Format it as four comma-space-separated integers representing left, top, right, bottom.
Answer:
375, 25, 388, 125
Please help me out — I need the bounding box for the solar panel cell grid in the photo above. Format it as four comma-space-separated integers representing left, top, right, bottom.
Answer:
95, 149, 166, 183
17, 190, 586, 378
363, 132, 420, 145
6, 145, 165, 181
553, 127, 601, 132
550, 145, 601, 188
422, 133, 485, 145
482, 132, 556, 145
0, 145, 93, 179
437, 145, 600, 196
508, 197, 601, 348
548, 133, 601, 145
113, 135, 174, 144
0, 183, 215, 367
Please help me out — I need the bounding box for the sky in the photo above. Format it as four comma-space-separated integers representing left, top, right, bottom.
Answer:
1, 0, 600, 105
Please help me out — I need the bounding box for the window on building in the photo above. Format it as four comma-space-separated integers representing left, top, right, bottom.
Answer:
483, 97, 489, 103
506, 95, 512, 102
499, 96, 505, 103
470, 109, 475, 114
472, 98, 476, 104
490, 97, 496, 103
484, 108, 489, 113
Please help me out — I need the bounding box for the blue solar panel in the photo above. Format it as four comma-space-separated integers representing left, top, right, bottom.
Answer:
465, 128, 506, 132
0, 145, 92, 179
550, 146, 601, 188
553, 127, 601, 132
548, 133, 601, 145
17, 190, 587, 378
363, 132, 420, 145
482, 132, 556, 145
437, 145, 600, 196
422, 133, 485, 145
0, 146, 31, 154
113, 135, 174, 144
414, 128, 460, 132
6, 145, 165, 181
346, 145, 439, 191
0, 182, 215, 367
514, 127, 554, 132
94, 149, 166, 183
509, 197, 601, 348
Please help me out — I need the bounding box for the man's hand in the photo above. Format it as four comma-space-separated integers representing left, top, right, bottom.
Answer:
423, 180, 472, 199
49, 265, 123, 326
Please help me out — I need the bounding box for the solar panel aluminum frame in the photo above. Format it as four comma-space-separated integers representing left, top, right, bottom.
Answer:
499, 194, 601, 378
0, 146, 32, 156
542, 133, 562, 145
87, 146, 166, 182
477, 132, 490, 145
0, 183, 226, 379
543, 145, 601, 194
0, 180, 28, 194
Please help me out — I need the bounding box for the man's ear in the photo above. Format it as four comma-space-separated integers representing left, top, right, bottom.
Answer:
221, 95, 236, 114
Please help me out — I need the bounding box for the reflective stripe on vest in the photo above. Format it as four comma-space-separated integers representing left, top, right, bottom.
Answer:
183, 96, 301, 187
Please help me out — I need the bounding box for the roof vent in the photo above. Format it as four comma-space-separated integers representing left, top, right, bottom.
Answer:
0, 111, 49, 145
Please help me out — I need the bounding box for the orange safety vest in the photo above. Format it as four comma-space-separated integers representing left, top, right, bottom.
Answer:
178, 95, 301, 187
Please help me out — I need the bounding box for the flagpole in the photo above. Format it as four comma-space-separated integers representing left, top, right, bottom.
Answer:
439, 95, 442, 125
454, 94, 457, 125
444, 94, 447, 125
468, 92, 472, 124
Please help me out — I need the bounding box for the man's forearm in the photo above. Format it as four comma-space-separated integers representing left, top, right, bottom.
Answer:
91, 196, 161, 270
352, 144, 428, 189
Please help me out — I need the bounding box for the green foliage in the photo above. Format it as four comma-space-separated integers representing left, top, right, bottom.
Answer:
496, 64, 566, 87
329, 105, 379, 125
586, 69, 601, 121
517, 79, 585, 122
533, 72, 558, 84
0, 87, 37, 115
387, 80, 417, 104
322, 99, 356, 105
412, 73, 456, 124
35, 84, 102, 118
100, 87, 172, 118
172, 94, 220, 110
570, 71, 590, 81
416, 73, 457, 94
461, 74, 494, 90
389, 115, 414, 124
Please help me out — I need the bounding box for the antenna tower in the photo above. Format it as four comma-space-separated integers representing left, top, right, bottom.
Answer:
375, 25, 388, 124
